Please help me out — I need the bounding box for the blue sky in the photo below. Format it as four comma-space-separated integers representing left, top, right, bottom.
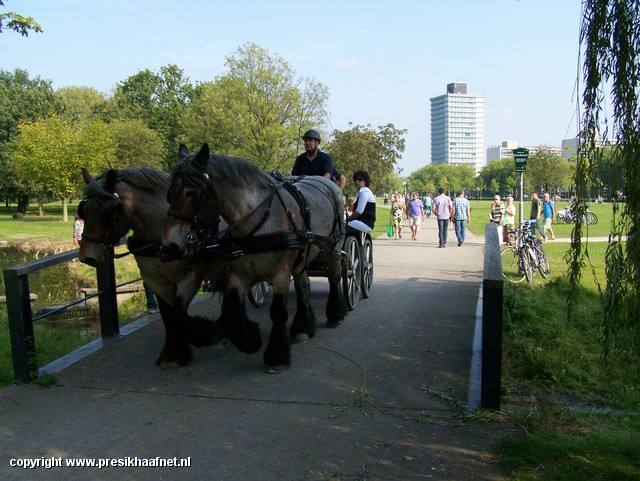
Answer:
1, 0, 584, 174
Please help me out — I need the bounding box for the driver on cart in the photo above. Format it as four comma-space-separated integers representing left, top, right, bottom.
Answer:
347, 170, 376, 234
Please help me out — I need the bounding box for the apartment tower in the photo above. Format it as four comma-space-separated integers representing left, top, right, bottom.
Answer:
430, 82, 485, 172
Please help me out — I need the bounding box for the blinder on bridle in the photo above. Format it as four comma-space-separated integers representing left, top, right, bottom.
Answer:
166, 161, 219, 251
77, 192, 123, 249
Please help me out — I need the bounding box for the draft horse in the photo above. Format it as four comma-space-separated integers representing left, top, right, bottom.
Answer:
161, 144, 347, 373
78, 167, 223, 369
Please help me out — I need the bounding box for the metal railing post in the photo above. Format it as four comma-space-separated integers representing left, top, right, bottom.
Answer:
481, 223, 504, 410
96, 248, 120, 337
3, 272, 37, 382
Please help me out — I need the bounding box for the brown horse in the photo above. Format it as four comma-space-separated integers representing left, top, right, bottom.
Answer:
161, 144, 347, 373
78, 167, 223, 369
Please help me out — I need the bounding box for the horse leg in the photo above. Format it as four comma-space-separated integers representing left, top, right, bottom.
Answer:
263, 290, 291, 373
218, 288, 262, 354
325, 251, 347, 328
155, 297, 192, 369
289, 270, 316, 342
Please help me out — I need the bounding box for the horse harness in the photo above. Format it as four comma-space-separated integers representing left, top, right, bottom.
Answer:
166, 163, 343, 265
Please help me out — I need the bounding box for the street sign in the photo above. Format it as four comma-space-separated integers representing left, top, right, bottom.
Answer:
513, 148, 529, 172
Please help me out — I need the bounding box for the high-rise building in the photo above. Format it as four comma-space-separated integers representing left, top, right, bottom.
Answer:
430, 82, 484, 172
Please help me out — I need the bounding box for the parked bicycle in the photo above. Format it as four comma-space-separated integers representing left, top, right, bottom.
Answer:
501, 220, 551, 283
556, 206, 598, 225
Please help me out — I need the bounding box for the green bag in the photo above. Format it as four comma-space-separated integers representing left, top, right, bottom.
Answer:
387, 223, 394, 237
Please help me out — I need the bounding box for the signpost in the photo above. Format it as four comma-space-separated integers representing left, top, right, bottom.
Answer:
512, 148, 529, 224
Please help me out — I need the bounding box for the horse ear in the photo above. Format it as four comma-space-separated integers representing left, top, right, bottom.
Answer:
104, 169, 118, 194
194, 143, 210, 168
178, 144, 191, 162
81, 167, 93, 185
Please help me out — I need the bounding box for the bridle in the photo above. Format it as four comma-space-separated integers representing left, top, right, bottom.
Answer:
78, 191, 123, 256
166, 162, 221, 252
165, 159, 298, 256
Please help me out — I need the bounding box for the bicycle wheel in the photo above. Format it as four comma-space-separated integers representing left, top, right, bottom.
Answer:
535, 244, 551, 279
501, 246, 527, 283
521, 245, 535, 284
586, 211, 598, 225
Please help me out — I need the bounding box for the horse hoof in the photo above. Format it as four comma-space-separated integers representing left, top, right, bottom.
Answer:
325, 319, 345, 329
292, 332, 310, 343
213, 337, 231, 347
263, 364, 288, 374
158, 361, 181, 371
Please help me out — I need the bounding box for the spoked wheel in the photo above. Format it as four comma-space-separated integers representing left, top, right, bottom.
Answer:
501, 246, 527, 283
535, 245, 551, 279
248, 281, 271, 307
342, 236, 361, 311
360, 235, 373, 299
522, 245, 535, 284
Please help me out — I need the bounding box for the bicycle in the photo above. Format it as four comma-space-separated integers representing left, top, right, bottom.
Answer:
501, 220, 551, 283
556, 206, 598, 225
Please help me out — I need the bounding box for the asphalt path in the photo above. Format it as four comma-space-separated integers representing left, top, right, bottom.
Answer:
0, 216, 520, 481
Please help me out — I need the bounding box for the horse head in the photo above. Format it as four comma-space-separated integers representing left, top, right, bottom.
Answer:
77, 168, 128, 267
161, 144, 220, 260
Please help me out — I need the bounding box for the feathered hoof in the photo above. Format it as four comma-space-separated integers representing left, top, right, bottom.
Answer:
292, 332, 310, 343
325, 319, 345, 328
213, 337, 231, 347
155, 345, 192, 368
263, 364, 289, 374
158, 360, 182, 371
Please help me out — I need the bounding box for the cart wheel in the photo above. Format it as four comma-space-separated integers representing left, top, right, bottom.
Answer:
360, 235, 373, 299
342, 236, 361, 311
248, 281, 271, 307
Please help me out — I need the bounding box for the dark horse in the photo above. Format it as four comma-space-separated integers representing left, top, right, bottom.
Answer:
161, 144, 347, 373
78, 167, 223, 369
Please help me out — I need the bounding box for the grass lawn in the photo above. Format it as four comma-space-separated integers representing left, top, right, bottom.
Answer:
496, 236, 639, 480
467, 199, 616, 239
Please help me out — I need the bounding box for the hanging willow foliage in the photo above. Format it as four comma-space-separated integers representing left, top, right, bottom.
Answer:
572, 0, 640, 359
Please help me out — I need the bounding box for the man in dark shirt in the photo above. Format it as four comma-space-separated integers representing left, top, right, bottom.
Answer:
292, 129, 334, 179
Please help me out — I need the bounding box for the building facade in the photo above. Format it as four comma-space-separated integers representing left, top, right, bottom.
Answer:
487, 140, 562, 162
430, 82, 485, 172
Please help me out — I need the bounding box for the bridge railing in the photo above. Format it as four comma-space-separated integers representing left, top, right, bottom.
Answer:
2, 246, 123, 383
481, 223, 504, 410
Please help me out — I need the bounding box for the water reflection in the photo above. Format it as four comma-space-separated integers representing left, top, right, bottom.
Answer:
0, 246, 93, 308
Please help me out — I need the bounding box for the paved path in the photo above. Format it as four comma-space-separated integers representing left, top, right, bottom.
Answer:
0, 217, 518, 481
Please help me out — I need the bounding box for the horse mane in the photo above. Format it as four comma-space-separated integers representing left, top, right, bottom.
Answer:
172, 151, 276, 191
209, 154, 276, 190
84, 167, 170, 199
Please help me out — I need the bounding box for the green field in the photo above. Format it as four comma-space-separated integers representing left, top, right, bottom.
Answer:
466, 198, 616, 239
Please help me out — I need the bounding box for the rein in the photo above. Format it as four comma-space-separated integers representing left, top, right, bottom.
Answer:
168, 158, 343, 262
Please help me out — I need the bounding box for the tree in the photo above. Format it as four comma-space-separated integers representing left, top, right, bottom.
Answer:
0, 1, 42, 36
407, 163, 475, 198
6, 116, 115, 220
326, 123, 406, 197
525, 146, 570, 195
0, 69, 61, 207
104, 119, 165, 170
56, 86, 105, 124
571, 0, 640, 362
179, 43, 329, 172
111, 64, 194, 168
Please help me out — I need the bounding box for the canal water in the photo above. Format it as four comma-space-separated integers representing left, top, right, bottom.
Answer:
0, 246, 91, 309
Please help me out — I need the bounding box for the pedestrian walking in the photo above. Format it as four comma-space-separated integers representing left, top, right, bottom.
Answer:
542, 192, 556, 240
433, 187, 453, 248
407, 192, 425, 241
529, 192, 547, 240
452, 189, 471, 246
